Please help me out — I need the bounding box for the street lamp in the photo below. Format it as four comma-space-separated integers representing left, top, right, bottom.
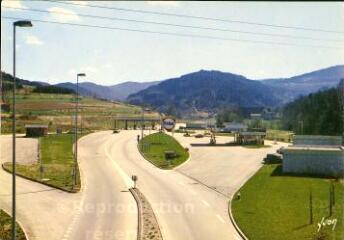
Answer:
12, 19, 33, 240
141, 107, 151, 139
73, 73, 86, 189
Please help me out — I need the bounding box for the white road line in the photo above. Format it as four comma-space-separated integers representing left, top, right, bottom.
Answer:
201, 200, 210, 207
104, 140, 133, 189
216, 214, 225, 223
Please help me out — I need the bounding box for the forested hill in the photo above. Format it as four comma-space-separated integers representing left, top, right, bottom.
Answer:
127, 70, 281, 113
281, 88, 342, 136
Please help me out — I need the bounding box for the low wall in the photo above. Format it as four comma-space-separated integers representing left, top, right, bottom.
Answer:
283, 148, 344, 177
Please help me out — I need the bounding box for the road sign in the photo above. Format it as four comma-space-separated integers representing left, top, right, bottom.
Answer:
162, 117, 175, 132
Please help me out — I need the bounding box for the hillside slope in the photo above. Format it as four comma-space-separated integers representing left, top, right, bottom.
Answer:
262, 65, 344, 101
56, 80, 160, 101
281, 87, 342, 135
127, 70, 281, 113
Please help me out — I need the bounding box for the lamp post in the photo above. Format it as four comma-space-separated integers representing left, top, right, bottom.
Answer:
12, 20, 33, 240
141, 107, 151, 139
73, 73, 85, 189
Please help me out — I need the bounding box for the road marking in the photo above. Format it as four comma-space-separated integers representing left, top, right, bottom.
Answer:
104, 140, 133, 189
201, 200, 210, 207
216, 214, 225, 223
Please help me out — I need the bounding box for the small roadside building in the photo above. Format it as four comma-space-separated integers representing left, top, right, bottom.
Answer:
283, 135, 344, 177
222, 122, 247, 133
25, 124, 48, 137
234, 131, 266, 145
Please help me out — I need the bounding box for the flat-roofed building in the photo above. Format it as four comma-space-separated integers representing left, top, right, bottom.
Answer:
234, 131, 266, 145
222, 122, 247, 133
25, 124, 48, 137
283, 135, 344, 177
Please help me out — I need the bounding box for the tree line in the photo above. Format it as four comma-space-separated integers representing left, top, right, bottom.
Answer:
281, 88, 342, 136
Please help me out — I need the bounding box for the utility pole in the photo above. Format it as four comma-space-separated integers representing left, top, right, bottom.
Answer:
73, 73, 85, 189
141, 108, 144, 140
299, 120, 304, 135
309, 188, 313, 224
12, 20, 33, 240
339, 79, 344, 144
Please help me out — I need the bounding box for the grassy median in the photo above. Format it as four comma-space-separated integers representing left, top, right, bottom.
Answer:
0, 210, 26, 240
3, 133, 82, 192
139, 132, 189, 169
232, 164, 343, 240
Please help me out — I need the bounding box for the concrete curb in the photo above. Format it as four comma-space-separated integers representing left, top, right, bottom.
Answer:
129, 187, 163, 240
0, 133, 94, 194
1, 163, 79, 193
137, 133, 190, 170
129, 188, 142, 240
228, 191, 249, 240
2, 208, 30, 240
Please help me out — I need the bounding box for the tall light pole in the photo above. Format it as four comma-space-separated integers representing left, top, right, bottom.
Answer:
12, 20, 33, 240
141, 107, 151, 139
73, 73, 85, 189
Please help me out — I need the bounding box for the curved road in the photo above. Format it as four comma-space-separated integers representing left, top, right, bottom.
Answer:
0, 133, 137, 240
1, 130, 286, 239
103, 130, 242, 240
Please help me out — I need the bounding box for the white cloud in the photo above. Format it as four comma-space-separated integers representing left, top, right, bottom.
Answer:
26, 35, 44, 45
146, 1, 180, 7
48, 7, 80, 23
69, 66, 97, 75
102, 63, 113, 69
2, 0, 27, 10
68, 68, 77, 75
70, 1, 88, 6
83, 66, 98, 73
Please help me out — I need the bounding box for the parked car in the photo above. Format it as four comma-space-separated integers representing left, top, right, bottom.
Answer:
194, 134, 204, 138
277, 147, 285, 154
264, 153, 282, 164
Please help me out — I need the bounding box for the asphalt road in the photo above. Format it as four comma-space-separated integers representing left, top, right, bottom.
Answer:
173, 133, 289, 196
1, 130, 287, 240
0, 133, 137, 240
106, 130, 242, 240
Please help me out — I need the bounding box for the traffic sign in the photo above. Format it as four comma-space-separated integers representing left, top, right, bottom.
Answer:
162, 117, 175, 132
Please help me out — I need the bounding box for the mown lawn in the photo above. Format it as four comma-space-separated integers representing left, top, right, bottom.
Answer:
232, 164, 343, 240
0, 210, 26, 240
3, 133, 81, 192
139, 132, 189, 169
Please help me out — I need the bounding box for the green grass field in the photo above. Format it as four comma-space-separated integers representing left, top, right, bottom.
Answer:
232, 164, 343, 240
0, 210, 26, 240
3, 133, 82, 192
139, 132, 189, 169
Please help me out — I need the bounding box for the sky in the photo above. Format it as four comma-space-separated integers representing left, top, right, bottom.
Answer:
1, 1, 344, 85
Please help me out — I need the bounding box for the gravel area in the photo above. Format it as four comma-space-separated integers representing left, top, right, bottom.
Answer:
0, 135, 38, 165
